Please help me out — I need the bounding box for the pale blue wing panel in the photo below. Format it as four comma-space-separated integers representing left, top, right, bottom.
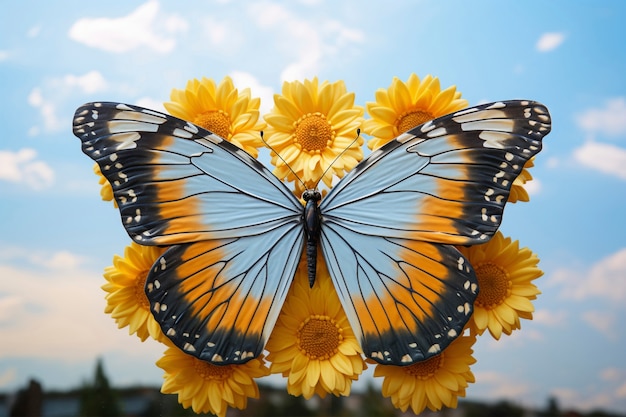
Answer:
320, 100, 551, 245
320, 223, 477, 365
73, 102, 303, 246
147, 225, 304, 364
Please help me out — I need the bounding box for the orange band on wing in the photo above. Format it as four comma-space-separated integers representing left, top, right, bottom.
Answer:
414, 194, 468, 243
176, 242, 272, 336
352, 240, 449, 336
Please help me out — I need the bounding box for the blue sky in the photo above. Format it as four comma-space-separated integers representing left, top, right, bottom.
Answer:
1, 0, 626, 413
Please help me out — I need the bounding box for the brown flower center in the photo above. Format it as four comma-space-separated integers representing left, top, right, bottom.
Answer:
474, 262, 511, 309
294, 113, 334, 152
396, 110, 434, 133
193, 357, 233, 381
193, 110, 231, 139
134, 272, 150, 310
404, 354, 443, 380
297, 315, 343, 360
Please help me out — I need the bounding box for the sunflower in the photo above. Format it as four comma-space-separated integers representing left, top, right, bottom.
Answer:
102, 241, 166, 342
265, 253, 366, 399
157, 347, 269, 417
164, 76, 266, 158
93, 163, 116, 207
363, 74, 468, 149
457, 232, 542, 339
373, 332, 476, 414
263, 77, 364, 195
508, 157, 535, 203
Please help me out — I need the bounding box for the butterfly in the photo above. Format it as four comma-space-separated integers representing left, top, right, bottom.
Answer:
73, 99, 550, 366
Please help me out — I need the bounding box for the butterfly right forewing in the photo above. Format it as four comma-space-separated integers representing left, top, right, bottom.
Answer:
319, 100, 551, 365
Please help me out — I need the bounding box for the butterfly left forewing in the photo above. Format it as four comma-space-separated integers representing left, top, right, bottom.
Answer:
73, 102, 305, 364
73, 102, 303, 246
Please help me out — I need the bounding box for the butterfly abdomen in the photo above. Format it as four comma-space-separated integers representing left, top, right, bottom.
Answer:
303, 190, 322, 287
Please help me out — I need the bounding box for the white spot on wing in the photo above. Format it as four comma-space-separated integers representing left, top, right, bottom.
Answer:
174, 128, 193, 139
109, 131, 141, 150
185, 122, 199, 134
478, 130, 512, 148
428, 344, 441, 354
396, 132, 416, 143
420, 120, 436, 133
486, 102, 506, 109
426, 127, 447, 138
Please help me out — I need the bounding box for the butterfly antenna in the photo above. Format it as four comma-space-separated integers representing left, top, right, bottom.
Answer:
314, 128, 361, 189
260, 131, 308, 192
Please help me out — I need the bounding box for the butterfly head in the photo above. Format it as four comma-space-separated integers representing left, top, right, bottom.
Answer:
302, 189, 322, 203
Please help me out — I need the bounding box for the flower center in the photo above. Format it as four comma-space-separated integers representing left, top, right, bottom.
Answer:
193, 357, 233, 381
134, 272, 150, 310
396, 110, 434, 133
404, 354, 443, 380
294, 113, 334, 152
297, 315, 343, 360
474, 262, 511, 309
193, 110, 231, 139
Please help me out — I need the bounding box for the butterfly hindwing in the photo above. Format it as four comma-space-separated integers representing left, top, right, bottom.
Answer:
320, 100, 551, 364
147, 229, 303, 363
73, 102, 305, 364
321, 225, 476, 364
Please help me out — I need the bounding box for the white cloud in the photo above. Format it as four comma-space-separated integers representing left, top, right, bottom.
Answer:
0, 296, 23, 322
577, 97, 626, 137
0, 249, 164, 361
523, 178, 542, 196
63, 70, 107, 94
134, 97, 166, 112
68, 0, 187, 54
201, 15, 245, 54
581, 310, 617, 340
27, 25, 41, 38
0, 148, 55, 190
533, 309, 568, 326
0, 369, 17, 389
230, 71, 275, 115
601, 367, 625, 382
473, 371, 532, 399
247, 2, 364, 81
482, 325, 542, 351
28, 71, 108, 134
551, 387, 616, 412
573, 141, 626, 180
536, 32, 565, 52
27, 87, 63, 133
0, 50, 8, 61
551, 247, 626, 302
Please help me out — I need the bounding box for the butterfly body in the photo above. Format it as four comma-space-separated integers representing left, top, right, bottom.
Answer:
73, 100, 550, 366
303, 189, 322, 287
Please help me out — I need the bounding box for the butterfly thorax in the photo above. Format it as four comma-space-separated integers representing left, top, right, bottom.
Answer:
303, 189, 322, 288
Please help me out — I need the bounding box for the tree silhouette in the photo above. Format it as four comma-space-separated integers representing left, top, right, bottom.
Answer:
79, 358, 122, 416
